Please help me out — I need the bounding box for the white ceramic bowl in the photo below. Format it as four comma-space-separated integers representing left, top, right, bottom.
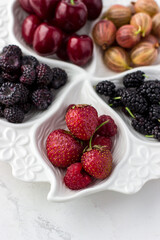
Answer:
0, 0, 160, 202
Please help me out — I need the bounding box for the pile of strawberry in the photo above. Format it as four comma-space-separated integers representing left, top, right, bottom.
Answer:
46, 104, 117, 190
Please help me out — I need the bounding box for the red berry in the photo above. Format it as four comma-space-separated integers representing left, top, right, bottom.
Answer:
33, 23, 63, 56
67, 35, 93, 66
55, 0, 88, 33
65, 104, 98, 140
46, 129, 84, 168
19, 0, 34, 13
29, 0, 60, 20
81, 148, 112, 179
22, 14, 42, 45
92, 135, 112, 150
97, 115, 118, 137
64, 162, 92, 190
81, 0, 102, 20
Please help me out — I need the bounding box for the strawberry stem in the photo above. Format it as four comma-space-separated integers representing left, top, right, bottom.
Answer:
89, 120, 109, 149
70, 0, 75, 5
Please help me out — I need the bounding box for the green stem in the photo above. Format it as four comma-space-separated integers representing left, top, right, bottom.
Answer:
125, 107, 135, 118
70, 0, 74, 5
135, 26, 141, 35
114, 97, 121, 100
145, 135, 154, 138
89, 120, 109, 149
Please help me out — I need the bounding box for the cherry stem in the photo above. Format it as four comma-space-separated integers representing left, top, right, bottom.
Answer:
89, 120, 109, 149
70, 0, 75, 5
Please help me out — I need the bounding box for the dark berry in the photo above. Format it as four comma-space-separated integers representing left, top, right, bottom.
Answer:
20, 65, 36, 85
0, 82, 21, 105
131, 117, 157, 135
152, 125, 160, 141
1, 72, 19, 82
137, 80, 160, 104
123, 71, 145, 88
121, 90, 148, 114
51, 67, 68, 89
96, 80, 116, 96
22, 55, 39, 68
0, 53, 21, 74
0, 104, 4, 117
17, 102, 32, 113
4, 106, 24, 123
17, 83, 29, 103
108, 88, 126, 108
31, 89, 53, 110
0, 74, 5, 86
148, 105, 160, 122
2, 45, 22, 58
36, 63, 53, 85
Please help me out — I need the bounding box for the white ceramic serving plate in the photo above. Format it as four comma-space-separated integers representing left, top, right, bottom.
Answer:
0, 0, 160, 202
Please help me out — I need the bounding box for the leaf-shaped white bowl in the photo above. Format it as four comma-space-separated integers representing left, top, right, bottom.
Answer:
0, 0, 159, 202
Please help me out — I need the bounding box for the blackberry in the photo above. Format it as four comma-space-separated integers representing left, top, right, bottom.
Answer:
123, 70, 145, 88
36, 63, 53, 85
148, 105, 160, 122
51, 68, 68, 89
4, 106, 24, 123
137, 80, 160, 104
0, 74, 5, 86
96, 80, 116, 96
152, 125, 160, 141
17, 102, 32, 113
0, 104, 4, 117
0, 82, 21, 105
2, 45, 22, 58
20, 65, 36, 85
17, 83, 29, 103
31, 89, 53, 110
1, 72, 19, 82
22, 55, 39, 68
131, 117, 157, 135
0, 52, 21, 73
108, 88, 126, 108
121, 90, 148, 114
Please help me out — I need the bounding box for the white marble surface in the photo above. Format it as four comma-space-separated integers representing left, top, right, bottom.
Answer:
1, 1, 160, 239
1, 161, 160, 240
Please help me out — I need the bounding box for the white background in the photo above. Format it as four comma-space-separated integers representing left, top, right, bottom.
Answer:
0, 0, 160, 239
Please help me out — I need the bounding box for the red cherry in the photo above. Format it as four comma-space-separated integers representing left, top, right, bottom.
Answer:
81, 0, 102, 20
29, 0, 60, 20
33, 23, 63, 56
55, 0, 88, 33
22, 14, 42, 45
19, 0, 34, 13
56, 33, 78, 61
67, 35, 93, 66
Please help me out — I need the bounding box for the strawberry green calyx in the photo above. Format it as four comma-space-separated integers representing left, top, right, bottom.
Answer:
70, 0, 75, 5
89, 120, 109, 149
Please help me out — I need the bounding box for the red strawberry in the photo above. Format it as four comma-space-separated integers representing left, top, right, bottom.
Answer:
97, 115, 117, 137
64, 162, 92, 190
65, 104, 98, 140
92, 135, 112, 150
66, 104, 75, 113
81, 148, 112, 179
46, 129, 84, 168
